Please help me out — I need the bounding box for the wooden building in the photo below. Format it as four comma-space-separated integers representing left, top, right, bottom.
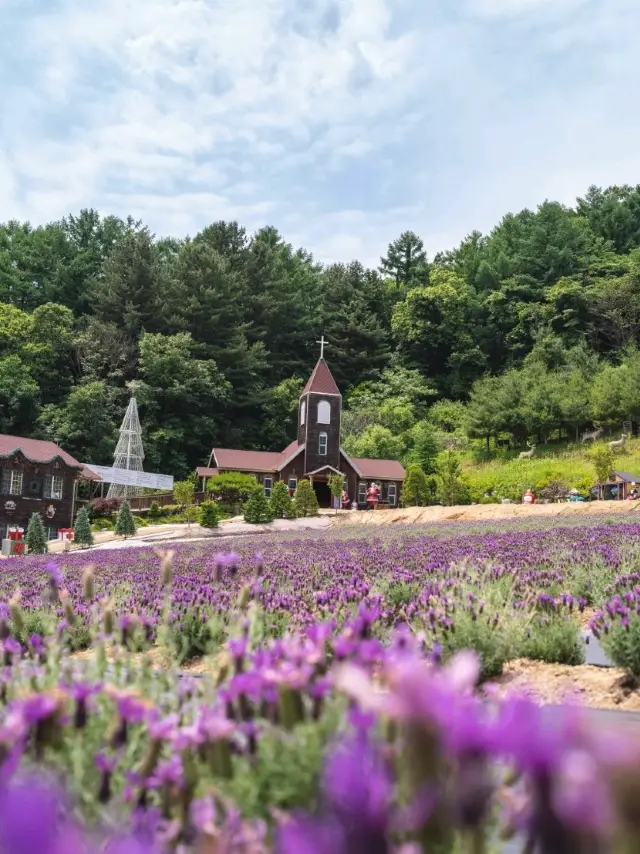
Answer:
591, 471, 640, 501
0, 434, 96, 539
199, 351, 405, 508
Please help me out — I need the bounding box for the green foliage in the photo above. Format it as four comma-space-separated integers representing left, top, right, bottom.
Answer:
436, 451, 470, 506
148, 500, 161, 521
588, 444, 615, 483
327, 473, 344, 512
437, 609, 511, 681
199, 500, 220, 528
172, 610, 226, 664
244, 488, 273, 524
269, 480, 294, 519
91, 517, 114, 532
114, 500, 137, 538
293, 479, 319, 517
25, 512, 48, 554
402, 464, 431, 506
602, 611, 640, 678
207, 472, 259, 512
73, 507, 94, 548
173, 479, 196, 524
518, 615, 585, 665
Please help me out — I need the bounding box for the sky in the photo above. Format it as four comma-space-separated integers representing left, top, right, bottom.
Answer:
1, 0, 639, 266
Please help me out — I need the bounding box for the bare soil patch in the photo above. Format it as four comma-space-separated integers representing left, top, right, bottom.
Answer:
489, 659, 640, 711
333, 501, 640, 527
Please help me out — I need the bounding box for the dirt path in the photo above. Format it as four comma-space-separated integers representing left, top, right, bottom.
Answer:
333, 500, 640, 526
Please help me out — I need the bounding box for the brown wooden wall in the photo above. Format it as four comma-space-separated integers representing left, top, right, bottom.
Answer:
0, 454, 80, 535
304, 393, 341, 473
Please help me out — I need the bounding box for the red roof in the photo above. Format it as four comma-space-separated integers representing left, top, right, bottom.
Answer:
212, 448, 285, 473
0, 433, 83, 469
302, 358, 341, 396
352, 457, 405, 481
81, 464, 102, 481
196, 466, 219, 478
281, 440, 300, 458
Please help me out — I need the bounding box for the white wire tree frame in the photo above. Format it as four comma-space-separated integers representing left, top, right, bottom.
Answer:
106, 392, 145, 499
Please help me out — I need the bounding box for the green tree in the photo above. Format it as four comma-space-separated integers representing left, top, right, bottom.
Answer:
174, 480, 196, 526
436, 451, 470, 506
269, 480, 294, 519
199, 500, 220, 528
73, 506, 94, 548
0, 355, 40, 434
148, 501, 161, 522
136, 332, 230, 478
588, 446, 614, 484
402, 464, 431, 506
244, 488, 273, 524
115, 500, 137, 538
293, 479, 319, 517
345, 424, 405, 461
327, 472, 345, 514
380, 230, 429, 295
37, 381, 117, 463
26, 513, 48, 554
404, 421, 440, 473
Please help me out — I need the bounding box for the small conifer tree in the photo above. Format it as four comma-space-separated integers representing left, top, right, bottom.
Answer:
244, 489, 273, 524
402, 465, 430, 507
293, 479, 319, 518
148, 500, 161, 522
73, 506, 94, 548
269, 480, 294, 519
199, 500, 220, 528
26, 512, 48, 554
115, 500, 137, 538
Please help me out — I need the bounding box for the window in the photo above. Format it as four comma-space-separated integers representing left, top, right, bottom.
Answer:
358, 482, 367, 504
388, 483, 397, 506
43, 475, 63, 500
263, 477, 273, 499
317, 400, 331, 424
318, 433, 328, 456
288, 476, 297, 493
1, 470, 23, 496
300, 400, 306, 426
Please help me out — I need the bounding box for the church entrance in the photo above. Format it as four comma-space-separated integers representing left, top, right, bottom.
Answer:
311, 479, 332, 508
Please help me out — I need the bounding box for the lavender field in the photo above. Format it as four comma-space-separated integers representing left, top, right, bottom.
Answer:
2, 520, 640, 853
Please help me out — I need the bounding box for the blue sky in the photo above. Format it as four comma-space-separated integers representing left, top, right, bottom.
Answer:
1, 0, 639, 266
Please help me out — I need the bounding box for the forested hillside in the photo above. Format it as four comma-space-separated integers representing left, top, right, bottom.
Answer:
2, 184, 640, 479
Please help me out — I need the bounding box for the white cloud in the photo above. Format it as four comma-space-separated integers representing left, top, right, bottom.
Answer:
0, 0, 639, 266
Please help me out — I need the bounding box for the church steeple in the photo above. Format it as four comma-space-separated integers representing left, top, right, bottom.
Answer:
297, 338, 342, 472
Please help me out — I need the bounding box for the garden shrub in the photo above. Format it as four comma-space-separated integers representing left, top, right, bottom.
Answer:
26, 513, 48, 555
207, 472, 260, 513
73, 507, 94, 548
148, 500, 161, 521
199, 500, 220, 528
133, 516, 149, 528
88, 497, 121, 518
437, 609, 511, 681
518, 614, 584, 665
293, 480, 319, 517
115, 501, 137, 538
244, 489, 273, 524
172, 609, 226, 664
601, 611, 640, 679
270, 481, 295, 519
91, 518, 114, 532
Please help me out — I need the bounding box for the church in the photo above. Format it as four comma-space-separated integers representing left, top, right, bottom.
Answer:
197, 340, 405, 509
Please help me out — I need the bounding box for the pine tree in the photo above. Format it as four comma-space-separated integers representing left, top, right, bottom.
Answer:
199, 500, 220, 528
402, 465, 430, 506
293, 479, 319, 518
26, 512, 48, 554
115, 500, 137, 538
148, 500, 161, 522
73, 506, 94, 548
244, 489, 273, 524
269, 480, 294, 519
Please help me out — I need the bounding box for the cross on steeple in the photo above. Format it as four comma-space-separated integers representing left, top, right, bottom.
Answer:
316, 335, 328, 359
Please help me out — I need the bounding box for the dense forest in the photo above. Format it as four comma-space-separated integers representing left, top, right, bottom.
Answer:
2, 184, 640, 478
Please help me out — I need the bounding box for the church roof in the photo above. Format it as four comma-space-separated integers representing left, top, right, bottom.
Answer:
302, 358, 341, 397
212, 448, 285, 473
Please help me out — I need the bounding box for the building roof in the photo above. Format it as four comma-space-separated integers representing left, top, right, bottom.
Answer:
612, 471, 640, 483
80, 464, 102, 481
212, 448, 285, 473
196, 466, 219, 479
0, 434, 84, 470
302, 358, 341, 397
351, 457, 406, 481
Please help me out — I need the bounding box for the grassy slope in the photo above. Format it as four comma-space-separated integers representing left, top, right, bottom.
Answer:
462, 437, 640, 502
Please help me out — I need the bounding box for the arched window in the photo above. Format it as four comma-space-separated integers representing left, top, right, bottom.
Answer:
317, 400, 331, 424
319, 432, 328, 456
300, 400, 306, 425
